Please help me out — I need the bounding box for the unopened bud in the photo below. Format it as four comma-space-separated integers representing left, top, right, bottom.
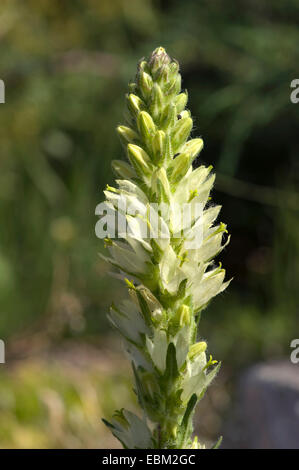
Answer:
155, 64, 169, 87
152, 130, 166, 164
138, 60, 149, 72
172, 116, 193, 153
127, 93, 144, 119
127, 144, 151, 175
128, 82, 137, 93
178, 305, 191, 327
111, 160, 136, 179
149, 83, 164, 122
168, 152, 191, 183
174, 74, 181, 94
167, 74, 181, 97
182, 138, 204, 161
117, 125, 139, 146
175, 92, 188, 113
189, 341, 207, 361
179, 110, 190, 120
171, 304, 191, 330
137, 111, 156, 141
153, 167, 171, 201
169, 61, 179, 75
137, 286, 163, 321
162, 103, 177, 131
149, 47, 171, 74
138, 71, 153, 100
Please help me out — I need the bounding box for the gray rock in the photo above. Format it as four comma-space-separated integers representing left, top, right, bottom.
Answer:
223, 360, 299, 448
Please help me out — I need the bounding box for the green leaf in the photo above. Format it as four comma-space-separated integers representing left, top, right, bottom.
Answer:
163, 342, 179, 383
178, 393, 197, 446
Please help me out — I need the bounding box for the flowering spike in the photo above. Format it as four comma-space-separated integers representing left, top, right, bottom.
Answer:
99, 47, 231, 449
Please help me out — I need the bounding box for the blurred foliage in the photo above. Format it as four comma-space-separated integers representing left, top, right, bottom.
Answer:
0, 344, 135, 448
0, 0, 298, 448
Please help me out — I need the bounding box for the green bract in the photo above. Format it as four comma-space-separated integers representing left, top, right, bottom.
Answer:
100, 47, 231, 449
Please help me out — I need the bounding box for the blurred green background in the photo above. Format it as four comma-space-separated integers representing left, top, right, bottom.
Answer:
0, 0, 298, 448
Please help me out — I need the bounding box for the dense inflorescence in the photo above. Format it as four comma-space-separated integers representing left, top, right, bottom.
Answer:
100, 47, 230, 449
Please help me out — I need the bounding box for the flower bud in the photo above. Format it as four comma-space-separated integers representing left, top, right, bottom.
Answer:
151, 130, 166, 164
127, 93, 144, 119
127, 144, 151, 175
155, 64, 169, 85
188, 341, 207, 361
162, 103, 177, 131
111, 160, 136, 179
174, 74, 181, 94
137, 286, 163, 322
149, 83, 164, 122
175, 92, 188, 113
168, 152, 191, 183
153, 167, 171, 201
169, 61, 179, 75
149, 47, 171, 75
170, 304, 191, 333
138, 60, 149, 72
117, 125, 139, 146
128, 82, 137, 93
171, 116, 193, 153
167, 73, 181, 97
138, 71, 153, 100
181, 138, 204, 161
177, 304, 191, 327
178, 110, 190, 120
137, 111, 156, 141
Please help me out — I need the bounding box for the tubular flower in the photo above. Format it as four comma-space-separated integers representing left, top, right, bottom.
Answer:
99, 47, 231, 449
